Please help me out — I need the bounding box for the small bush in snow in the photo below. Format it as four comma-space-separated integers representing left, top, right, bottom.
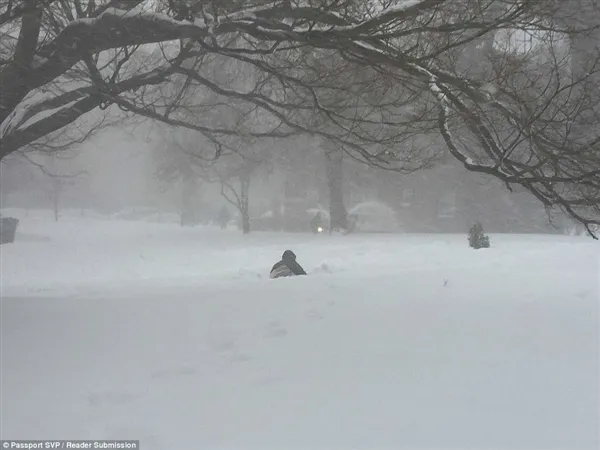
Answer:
468, 222, 490, 249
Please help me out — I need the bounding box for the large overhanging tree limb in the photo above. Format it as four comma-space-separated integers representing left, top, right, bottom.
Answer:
0, 37, 198, 154
0, 0, 538, 128
434, 78, 600, 237
2, 0, 600, 235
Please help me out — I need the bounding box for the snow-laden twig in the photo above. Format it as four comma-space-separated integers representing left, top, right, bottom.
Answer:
0, 97, 37, 140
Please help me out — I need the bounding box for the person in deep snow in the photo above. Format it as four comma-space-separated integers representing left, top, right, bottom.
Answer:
270, 250, 307, 279
217, 206, 231, 230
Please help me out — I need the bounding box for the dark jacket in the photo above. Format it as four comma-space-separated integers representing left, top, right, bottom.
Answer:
270, 250, 307, 279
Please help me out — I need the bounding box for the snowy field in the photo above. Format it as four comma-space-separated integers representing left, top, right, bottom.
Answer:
1, 209, 599, 449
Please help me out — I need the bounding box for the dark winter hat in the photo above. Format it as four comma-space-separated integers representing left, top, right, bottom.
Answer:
282, 250, 296, 261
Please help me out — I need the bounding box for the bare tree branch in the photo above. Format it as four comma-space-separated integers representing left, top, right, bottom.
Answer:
3, 0, 600, 235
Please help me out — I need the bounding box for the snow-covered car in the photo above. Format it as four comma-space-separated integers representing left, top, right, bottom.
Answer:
347, 201, 402, 233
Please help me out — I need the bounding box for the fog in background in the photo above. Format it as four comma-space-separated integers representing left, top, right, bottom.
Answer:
0, 116, 578, 236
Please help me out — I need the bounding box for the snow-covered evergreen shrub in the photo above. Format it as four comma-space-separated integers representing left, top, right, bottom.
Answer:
468, 222, 490, 249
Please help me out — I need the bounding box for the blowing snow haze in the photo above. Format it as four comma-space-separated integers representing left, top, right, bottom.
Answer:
1, 0, 599, 448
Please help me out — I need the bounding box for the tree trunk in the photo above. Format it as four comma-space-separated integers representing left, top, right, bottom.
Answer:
53, 196, 59, 221
180, 175, 199, 226
325, 143, 347, 232
241, 212, 250, 234
52, 180, 60, 222
240, 172, 251, 234
45, 155, 61, 222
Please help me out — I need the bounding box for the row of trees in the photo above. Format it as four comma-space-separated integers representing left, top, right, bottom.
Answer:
2, 0, 600, 235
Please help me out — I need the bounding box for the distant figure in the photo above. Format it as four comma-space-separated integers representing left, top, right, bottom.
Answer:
217, 206, 231, 230
270, 250, 307, 279
346, 213, 358, 233
310, 212, 325, 233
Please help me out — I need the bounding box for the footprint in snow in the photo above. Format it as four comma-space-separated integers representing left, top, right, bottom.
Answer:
86, 422, 163, 450
229, 353, 252, 363
255, 374, 287, 387
306, 308, 324, 321
150, 366, 196, 380
312, 263, 333, 274
87, 391, 139, 407
208, 337, 237, 354
264, 321, 288, 339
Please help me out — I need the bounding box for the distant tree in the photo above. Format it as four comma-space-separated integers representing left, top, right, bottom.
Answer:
212, 140, 273, 234
153, 50, 275, 234
153, 128, 204, 226
218, 160, 253, 234
323, 141, 348, 232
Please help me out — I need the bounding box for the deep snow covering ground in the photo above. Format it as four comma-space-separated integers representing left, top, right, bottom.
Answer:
1, 209, 599, 449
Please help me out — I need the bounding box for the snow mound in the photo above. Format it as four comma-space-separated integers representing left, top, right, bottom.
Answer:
311, 257, 346, 274
1, 214, 599, 448
348, 200, 402, 232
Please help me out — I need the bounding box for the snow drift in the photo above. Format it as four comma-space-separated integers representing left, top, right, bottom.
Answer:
1, 210, 598, 449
